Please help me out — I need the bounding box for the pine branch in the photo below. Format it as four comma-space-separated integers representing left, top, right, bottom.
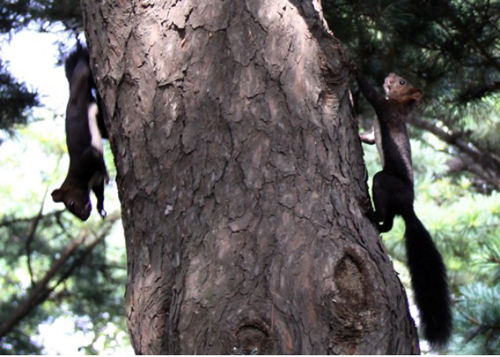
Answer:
407, 114, 500, 191
0, 209, 65, 228
438, 0, 500, 73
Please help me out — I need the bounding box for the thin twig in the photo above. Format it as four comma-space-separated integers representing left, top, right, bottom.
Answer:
25, 187, 50, 286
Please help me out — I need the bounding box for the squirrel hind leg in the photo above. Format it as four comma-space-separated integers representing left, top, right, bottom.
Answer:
371, 172, 392, 229
92, 182, 106, 219
378, 213, 395, 233
365, 201, 395, 233
367, 208, 395, 233
371, 171, 415, 233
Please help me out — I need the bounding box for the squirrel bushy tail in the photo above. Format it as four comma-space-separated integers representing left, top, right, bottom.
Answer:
403, 209, 452, 349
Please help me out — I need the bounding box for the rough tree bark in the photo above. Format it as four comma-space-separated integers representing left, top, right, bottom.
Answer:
82, 0, 420, 354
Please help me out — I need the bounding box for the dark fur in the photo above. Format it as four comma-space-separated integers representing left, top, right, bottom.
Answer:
51, 43, 108, 221
357, 73, 452, 349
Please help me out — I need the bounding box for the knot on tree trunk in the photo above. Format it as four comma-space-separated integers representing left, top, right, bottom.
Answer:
323, 247, 380, 353
224, 317, 277, 355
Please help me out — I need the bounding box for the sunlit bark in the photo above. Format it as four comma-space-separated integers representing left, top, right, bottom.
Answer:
82, 0, 420, 354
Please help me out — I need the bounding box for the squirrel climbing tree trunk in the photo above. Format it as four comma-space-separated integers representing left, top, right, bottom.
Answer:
82, 0, 420, 354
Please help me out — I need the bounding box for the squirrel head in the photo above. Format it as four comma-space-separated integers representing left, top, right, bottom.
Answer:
383, 73, 423, 107
52, 185, 92, 221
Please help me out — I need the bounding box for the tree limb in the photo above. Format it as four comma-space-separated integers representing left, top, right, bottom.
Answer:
0, 209, 65, 228
0, 213, 120, 339
0, 233, 87, 339
407, 114, 500, 191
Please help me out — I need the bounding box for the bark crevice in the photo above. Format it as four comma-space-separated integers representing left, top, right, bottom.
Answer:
83, 0, 420, 354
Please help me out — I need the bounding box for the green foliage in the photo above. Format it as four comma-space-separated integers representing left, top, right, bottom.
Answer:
330, 3, 500, 350
325, 0, 500, 175
0, 0, 497, 354
0, 0, 81, 137
0, 0, 30, 33
0, 121, 129, 354
0, 60, 39, 137
451, 283, 500, 355
363, 133, 500, 354
26, 0, 83, 35
0, 3, 125, 351
1, 0, 82, 33
325, 0, 500, 103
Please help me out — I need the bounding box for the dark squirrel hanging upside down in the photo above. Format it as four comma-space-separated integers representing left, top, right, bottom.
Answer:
354, 71, 452, 349
51, 43, 109, 221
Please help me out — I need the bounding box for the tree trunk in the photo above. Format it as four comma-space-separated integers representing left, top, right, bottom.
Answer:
82, 0, 420, 354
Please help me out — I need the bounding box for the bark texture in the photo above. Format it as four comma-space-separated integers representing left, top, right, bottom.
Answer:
82, 0, 420, 354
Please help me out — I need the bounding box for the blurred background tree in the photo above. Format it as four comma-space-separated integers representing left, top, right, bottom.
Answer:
0, 0, 498, 354
0, 120, 128, 354
0, 0, 130, 354
323, 0, 500, 354
324, 0, 500, 192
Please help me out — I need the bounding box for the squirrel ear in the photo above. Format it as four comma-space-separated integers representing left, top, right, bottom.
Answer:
412, 89, 423, 107
51, 189, 65, 202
